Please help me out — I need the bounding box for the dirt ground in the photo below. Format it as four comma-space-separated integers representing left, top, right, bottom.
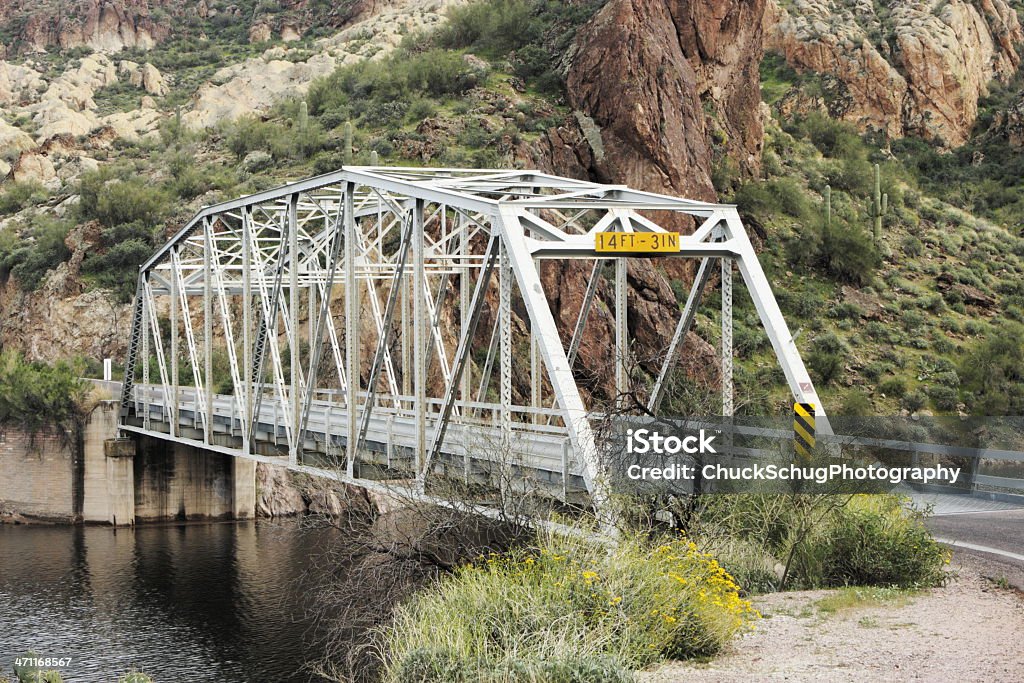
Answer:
639, 554, 1024, 682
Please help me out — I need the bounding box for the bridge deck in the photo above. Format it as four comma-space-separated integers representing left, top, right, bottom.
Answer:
120, 384, 590, 497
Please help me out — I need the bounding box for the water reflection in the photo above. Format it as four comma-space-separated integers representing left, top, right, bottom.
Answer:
0, 521, 338, 682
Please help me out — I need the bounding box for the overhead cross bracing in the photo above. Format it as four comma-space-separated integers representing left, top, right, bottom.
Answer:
118, 166, 828, 521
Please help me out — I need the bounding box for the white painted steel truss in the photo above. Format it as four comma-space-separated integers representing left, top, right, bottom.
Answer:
119, 166, 829, 516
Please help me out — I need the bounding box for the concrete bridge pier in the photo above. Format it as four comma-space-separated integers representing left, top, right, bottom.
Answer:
1, 400, 257, 525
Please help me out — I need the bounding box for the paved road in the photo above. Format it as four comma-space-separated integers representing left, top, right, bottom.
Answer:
920, 499, 1024, 590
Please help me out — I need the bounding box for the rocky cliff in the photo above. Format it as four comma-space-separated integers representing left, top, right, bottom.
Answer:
0, 0, 173, 56
567, 0, 766, 203
519, 0, 767, 396
765, 0, 1023, 146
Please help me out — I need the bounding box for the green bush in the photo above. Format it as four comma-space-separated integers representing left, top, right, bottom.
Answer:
437, 0, 538, 57
903, 390, 927, 413
926, 384, 959, 411
0, 215, 73, 290
0, 181, 48, 215
78, 168, 170, 228
82, 238, 154, 302
819, 496, 948, 588
807, 332, 845, 385
691, 492, 948, 591
435, 0, 604, 93
0, 351, 87, 431
308, 49, 487, 125
818, 223, 880, 285
960, 322, 1024, 415
384, 532, 757, 682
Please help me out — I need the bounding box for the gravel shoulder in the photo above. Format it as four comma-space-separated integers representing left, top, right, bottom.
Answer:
639, 553, 1024, 682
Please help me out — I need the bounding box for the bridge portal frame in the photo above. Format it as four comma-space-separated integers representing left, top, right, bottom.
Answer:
118, 167, 828, 520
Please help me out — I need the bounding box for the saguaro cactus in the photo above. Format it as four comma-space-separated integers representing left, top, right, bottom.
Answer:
869, 163, 888, 244
343, 121, 354, 166
297, 100, 309, 134
823, 184, 831, 232
369, 150, 379, 166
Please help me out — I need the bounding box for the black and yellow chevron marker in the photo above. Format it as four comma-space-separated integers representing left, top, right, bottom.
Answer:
793, 403, 816, 460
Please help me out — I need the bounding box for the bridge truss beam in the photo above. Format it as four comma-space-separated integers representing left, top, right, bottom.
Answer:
119, 167, 828, 523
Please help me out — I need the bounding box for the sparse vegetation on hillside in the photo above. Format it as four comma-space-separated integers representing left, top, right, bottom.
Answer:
718, 60, 1024, 417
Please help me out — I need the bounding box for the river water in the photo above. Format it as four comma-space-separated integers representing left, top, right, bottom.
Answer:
0, 520, 340, 682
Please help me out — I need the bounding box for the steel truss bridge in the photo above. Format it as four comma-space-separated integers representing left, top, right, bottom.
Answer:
118, 167, 828, 519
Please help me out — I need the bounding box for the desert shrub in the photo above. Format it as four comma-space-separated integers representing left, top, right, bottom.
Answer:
0, 215, 73, 290
960, 322, 1024, 415
383, 532, 757, 682
0, 181, 48, 215
734, 178, 809, 219
884, 376, 909, 397
818, 496, 948, 588
807, 332, 845, 385
903, 390, 927, 413
829, 301, 863, 320
926, 384, 959, 411
436, 0, 604, 93
902, 235, 924, 257
165, 150, 237, 199
839, 389, 873, 415
227, 116, 294, 160
0, 351, 87, 431
78, 168, 170, 228
901, 309, 925, 332
817, 222, 880, 285
81, 238, 154, 302
695, 536, 780, 595
691, 492, 947, 591
308, 49, 485, 124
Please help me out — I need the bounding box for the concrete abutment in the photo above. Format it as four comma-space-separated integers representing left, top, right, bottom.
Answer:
1, 401, 256, 525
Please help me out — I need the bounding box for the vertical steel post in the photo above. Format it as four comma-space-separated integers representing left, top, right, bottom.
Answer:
530, 258, 540, 423
499, 242, 512, 444
141, 277, 150, 430
288, 194, 300, 465
721, 255, 734, 457
203, 219, 213, 444
413, 198, 426, 477
615, 257, 628, 407
459, 213, 471, 476
242, 208, 252, 455
345, 183, 359, 476
721, 256, 734, 417
170, 246, 178, 438
401, 274, 411, 406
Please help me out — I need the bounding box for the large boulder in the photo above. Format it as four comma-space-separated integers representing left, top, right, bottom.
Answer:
0, 119, 36, 155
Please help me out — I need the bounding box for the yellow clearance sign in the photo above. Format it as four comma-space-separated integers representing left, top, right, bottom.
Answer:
595, 232, 679, 253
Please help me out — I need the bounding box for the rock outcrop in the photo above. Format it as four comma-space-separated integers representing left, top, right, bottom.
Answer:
566, 0, 767, 203
991, 91, 1024, 147
519, 0, 766, 397
765, 0, 1024, 146
0, 119, 36, 156
1, 0, 173, 54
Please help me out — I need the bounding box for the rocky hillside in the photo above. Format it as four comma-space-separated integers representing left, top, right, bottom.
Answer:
765, 0, 1022, 146
0, 0, 1022, 416
0, 0, 397, 57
